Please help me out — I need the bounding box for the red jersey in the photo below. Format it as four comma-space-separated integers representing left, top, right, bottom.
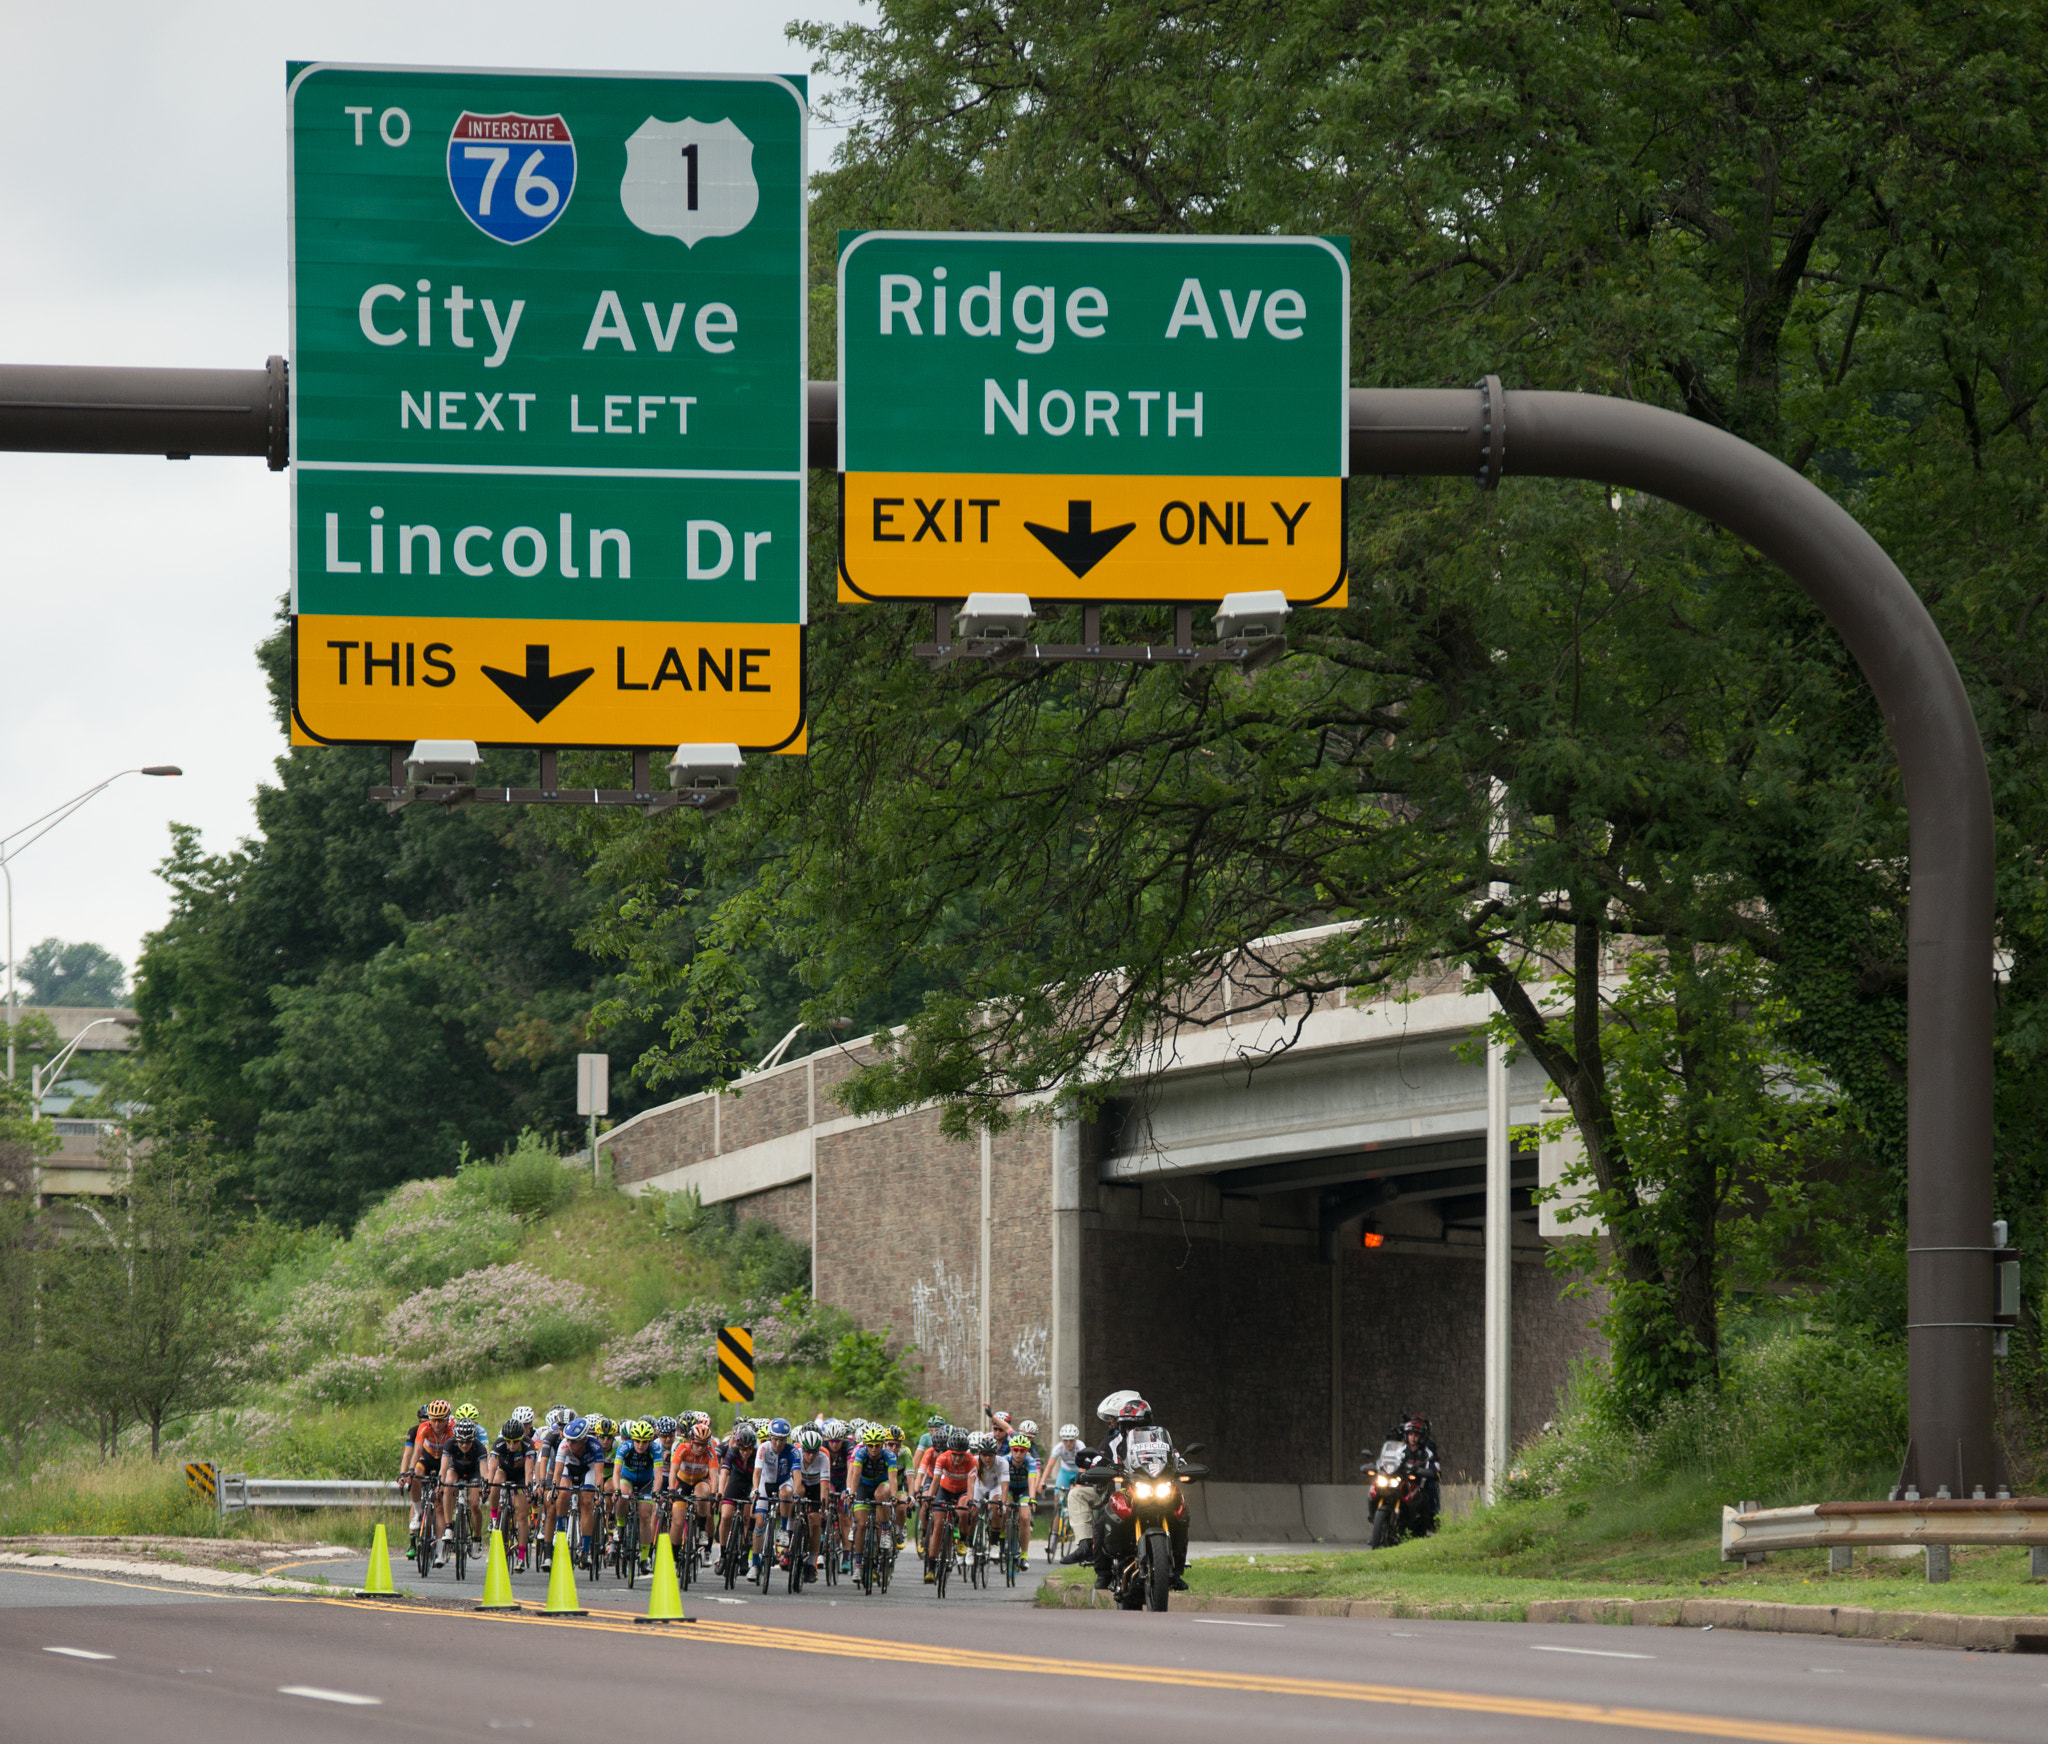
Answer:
929, 1450, 976, 1495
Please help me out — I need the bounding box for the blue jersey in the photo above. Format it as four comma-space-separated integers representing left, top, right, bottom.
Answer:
617, 1441, 659, 1484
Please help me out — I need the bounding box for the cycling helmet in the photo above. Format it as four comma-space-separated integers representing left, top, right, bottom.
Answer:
453, 1418, 480, 1443
862, 1426, 886, 1446
426, 1398, 452, 1421
887, 1425, 904, 1442
1095, 1389, 1140, 1424
511, 1405, 536, 1427
730, 1423, 757, 1447
592, 1415, 616, 1438
454, 1400, 480, 1422
1018, 1420, 1039, 1437
628, 1419, 655, 1443
925, 1413, 946, 1431
1058, 1423, 1080, 1441
1116, 1398, 1155, 1429
947, 1430, 970, 1453
1010, 1435, 1031, 1452
689, 1412, 713, 1436
824, 1418, 846, 1439
417, 1404, 431, 1422
654, 1416, 677, 1437
501, 1419, 526, 1441
768, 1417, 792, 1438
567, 1417, 590, 1439
797, 1427, 824, 1451
545, 1407, 569, 1430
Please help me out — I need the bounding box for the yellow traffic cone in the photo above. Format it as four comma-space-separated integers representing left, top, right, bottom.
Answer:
356, 1522, 397, 1598
635, 1531, 687, 1625
476, 1527, 520, 1612
541, 1530, 587, 1616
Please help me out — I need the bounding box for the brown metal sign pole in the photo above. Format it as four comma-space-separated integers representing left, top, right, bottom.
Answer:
0, 365, 1995, 1494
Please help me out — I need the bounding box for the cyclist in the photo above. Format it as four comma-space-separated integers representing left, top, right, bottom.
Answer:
847, 1425, 898, 1572
923, 1428, 976, 1583
613, 1419, 662, 1574
487, 1416, 536, 1570
551, 1414, 606, 1569
668, 1411, 718, 1557
397, 1403, 435, 1556
401, 1400, 454, 1558
910, 1419, 951, 1555
784, 1425, 832, 1580
1044, 1422, 1091, 1562
439, 1408, 489, 1565
751, 1419, 799, 1577
820, 1419, 853, 1571
968, 1431, 1009, 1564
716, 1421, 760, 1575
1005, 1433, 1039, 1563
532, 1406, 575, 1555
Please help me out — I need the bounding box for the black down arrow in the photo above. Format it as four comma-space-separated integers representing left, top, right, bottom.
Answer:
1023, 500, 1136, 579
482, 644, 594, 724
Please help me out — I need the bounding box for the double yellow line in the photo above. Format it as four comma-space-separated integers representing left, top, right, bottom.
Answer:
311, 1597, 1969, 1744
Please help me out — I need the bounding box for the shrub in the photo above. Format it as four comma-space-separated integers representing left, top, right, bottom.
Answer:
268, 1277, 384, 1369
830, 1328, 909, 1416
346, 1177, 522, 1293
1502, 1321, 1907, 1505
595, 1290, 847, 1388
383, 1262, 609, 1383
460, 1129, 580, 1221
296, 1356, 398, 1407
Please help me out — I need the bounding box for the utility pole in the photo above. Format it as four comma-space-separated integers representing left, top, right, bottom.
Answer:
1482, 789, 1512, 1503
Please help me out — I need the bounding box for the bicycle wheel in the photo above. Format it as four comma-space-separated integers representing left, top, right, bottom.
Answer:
934, 1517, 952, 1599
787, 1511, 807, 1594
722, 1513, 741, 1589
1005, 1508, 1021, 1587
416, 1488, 435, 1579
453, 1491, 469, 1582
823, 1504, 839, 1587
756, 1511, 778, 1594
856, 1517, 874, 1595
623, 1500, 640, 1589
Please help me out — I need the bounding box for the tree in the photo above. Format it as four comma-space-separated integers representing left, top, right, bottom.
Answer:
45, 1136, 252, 1458
0, 1075, 56, 1475
573, 0, 2048, 1406
19, 938, 126, 1007
133, 611, 688, 1225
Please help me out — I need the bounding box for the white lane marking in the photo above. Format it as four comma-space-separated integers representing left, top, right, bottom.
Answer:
710, 1596, 748, 1604
278, 1686, 381, 1706
1192, 1618, 1284, 1628
1809, 1668, 1847, 1674
1531, 1644, 1655, 1660
44, 1647, 115, 1661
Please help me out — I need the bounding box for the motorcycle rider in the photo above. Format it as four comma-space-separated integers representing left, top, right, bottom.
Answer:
1396, 1414, 1442, 1534
1086, 1391, 1190, 1593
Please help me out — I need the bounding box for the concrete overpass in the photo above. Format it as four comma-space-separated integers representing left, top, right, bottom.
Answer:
606, 947, 1604, 1501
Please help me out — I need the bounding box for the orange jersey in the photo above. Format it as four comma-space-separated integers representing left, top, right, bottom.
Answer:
413, 1421, 453, 1462
671, 1436, 714, 1484
929, 1450, 976, 1495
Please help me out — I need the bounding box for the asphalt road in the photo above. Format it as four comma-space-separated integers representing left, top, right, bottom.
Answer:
283, 1525, 1056, 1610
6, 1561, 2048, 1744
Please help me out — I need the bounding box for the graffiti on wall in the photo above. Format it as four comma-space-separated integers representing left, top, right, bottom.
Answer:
1010, 1324, 1052, 1422
911, 1258, 978, 1400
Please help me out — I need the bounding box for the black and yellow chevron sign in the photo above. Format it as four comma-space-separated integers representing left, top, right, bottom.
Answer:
183, 1461, 217, 1503
717, 1324, 755, 1402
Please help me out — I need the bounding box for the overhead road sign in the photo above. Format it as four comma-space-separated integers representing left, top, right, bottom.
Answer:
287, 62, 808, 751
837, 233, 1349, 606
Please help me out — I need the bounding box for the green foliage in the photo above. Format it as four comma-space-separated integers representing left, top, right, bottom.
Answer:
1502, 1320, 1908, 1508
19, 937, 126, 1007
459, 1128, 581, 1221
828, 1327, 918, 1418
655, 1188, 812, 1297
341, 1177, 522, 1294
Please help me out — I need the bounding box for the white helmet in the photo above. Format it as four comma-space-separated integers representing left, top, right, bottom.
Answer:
1018, 1420, 1039, 1437
511, 1405, 536, 1427
1096, 1389, 1142, 1424
1058, 1423, 1080, 1441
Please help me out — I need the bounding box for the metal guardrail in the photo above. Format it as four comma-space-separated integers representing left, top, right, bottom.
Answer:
219, 1476, 406, 1512
1723, 1498, 2048, 1582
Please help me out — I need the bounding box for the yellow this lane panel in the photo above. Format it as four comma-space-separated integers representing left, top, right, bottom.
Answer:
839, 473, 1345, 606
291, 616, 805, 751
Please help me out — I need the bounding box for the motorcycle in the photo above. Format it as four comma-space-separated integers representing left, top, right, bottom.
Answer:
1362, 1438, 1435, 1548
1090, 1430, 1206, 1611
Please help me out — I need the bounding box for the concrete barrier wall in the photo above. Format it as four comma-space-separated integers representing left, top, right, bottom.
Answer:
1187, 1479, 1480, 1542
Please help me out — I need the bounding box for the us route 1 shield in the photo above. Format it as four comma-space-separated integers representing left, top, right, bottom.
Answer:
288, 63, 807, 750
837, 232, 1348, 607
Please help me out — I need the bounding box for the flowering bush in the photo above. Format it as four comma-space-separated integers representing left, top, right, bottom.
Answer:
268, 1277, 384, 1368
296, 1355, 397, 1406
383, 1262, 609, 1383
596, 1290, 846, 1388
347, 1178, 521, 1293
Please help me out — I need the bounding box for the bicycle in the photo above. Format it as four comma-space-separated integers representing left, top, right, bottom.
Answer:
969, 1502, 990, 1589
1003, 1500, 1024, 1587
450, 1480, 475, 1582
1044, 1491, 1075, 1566
617, 1488, 643, 1588
821, 1491, 843, 1587
719, 1506, 748, 1590
755, 1505, 780, 1594
415, 1473, 441, 1579
930, 1501, 956, 1599
786, 1501, 809, 1594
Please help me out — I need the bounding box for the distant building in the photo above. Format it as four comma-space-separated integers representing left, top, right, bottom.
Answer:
11, 1006, 138, 1202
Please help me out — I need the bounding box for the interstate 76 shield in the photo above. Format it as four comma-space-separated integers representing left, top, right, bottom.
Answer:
288, 63, 808, 753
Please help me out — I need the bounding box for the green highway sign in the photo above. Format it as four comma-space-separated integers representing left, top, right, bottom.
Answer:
288, 63, 808, 750
837, 232, 1349, 606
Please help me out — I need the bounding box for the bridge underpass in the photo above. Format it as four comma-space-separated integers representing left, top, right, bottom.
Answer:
606, 956, 1606, 1524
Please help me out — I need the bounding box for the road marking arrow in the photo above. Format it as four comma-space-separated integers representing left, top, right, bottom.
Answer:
1023, 500, 1136, 579
482, 645, 595, 724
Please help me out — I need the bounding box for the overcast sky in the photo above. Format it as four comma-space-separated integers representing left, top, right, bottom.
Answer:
0, 0, 865, 1001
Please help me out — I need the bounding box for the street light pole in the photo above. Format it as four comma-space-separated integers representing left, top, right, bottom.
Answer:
3, 765, 183, 1080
